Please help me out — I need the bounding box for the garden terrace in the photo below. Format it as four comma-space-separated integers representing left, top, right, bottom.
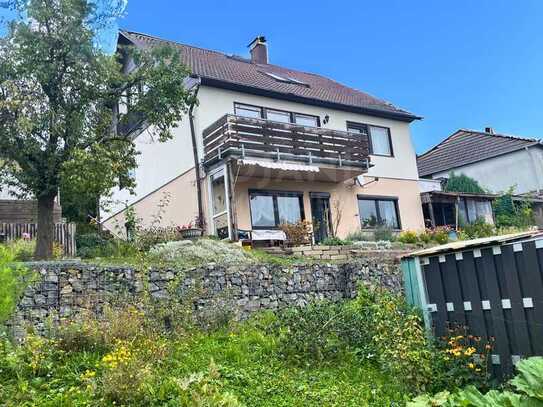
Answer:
203, 115, 371, 180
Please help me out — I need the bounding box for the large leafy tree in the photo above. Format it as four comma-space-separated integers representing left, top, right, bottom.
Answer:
0, 0, 195, 258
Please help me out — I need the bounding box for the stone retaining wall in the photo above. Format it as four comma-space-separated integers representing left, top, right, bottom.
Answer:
10, 253, 404, 337
264, 242, 412, 260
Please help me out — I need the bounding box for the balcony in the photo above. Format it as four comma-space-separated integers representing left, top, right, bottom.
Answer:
202, 114, 371, 181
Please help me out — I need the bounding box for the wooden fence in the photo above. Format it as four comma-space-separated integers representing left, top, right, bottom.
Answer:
403, 232, 543, 380
0, 223, 77, 257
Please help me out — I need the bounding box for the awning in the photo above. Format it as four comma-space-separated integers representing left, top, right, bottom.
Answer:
237, 159, 320, 173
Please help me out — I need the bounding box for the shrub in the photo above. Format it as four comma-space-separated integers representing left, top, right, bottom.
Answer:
279, 220, 312, 246
460, 219, 495, 240
274, 301, 351, 363
444, 173, 485, 194
149, 239, 251, 266
0, 246, 34, 323
4, 239, 63, 261
352, 287, 434, 393
398, 230, 418, 244
426, 227, 451, 244
320, 236, 353, 246
373, 226, 395, 241
345, 230, 371, 241
410, 357, 543, 406
494, 188, 535, 229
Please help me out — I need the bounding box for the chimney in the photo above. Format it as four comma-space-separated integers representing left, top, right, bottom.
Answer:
485, 127, 495, 135
249, 36, 268, 64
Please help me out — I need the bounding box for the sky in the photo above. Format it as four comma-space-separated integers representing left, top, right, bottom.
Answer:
3, 0, 543, 153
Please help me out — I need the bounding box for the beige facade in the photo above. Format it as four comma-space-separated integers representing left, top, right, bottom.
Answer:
103, 168, 199, 236
234, 175, 424, 239
103, 83, 425, 237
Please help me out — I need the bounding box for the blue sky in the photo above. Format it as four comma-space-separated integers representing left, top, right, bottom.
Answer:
117, 0, 543, 153
3, 1, 543, 153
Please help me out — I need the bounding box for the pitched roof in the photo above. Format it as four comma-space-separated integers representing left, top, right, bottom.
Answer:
417, 129, 541, 177
118, 30, 419, 122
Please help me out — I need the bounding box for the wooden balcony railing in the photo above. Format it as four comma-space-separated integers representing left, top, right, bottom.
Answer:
202, 114, 371, 169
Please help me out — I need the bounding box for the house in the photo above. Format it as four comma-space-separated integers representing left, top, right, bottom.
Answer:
418, 128, 543, 228
418, 128, 543, 195
101, 31, 426, 242
0, 187, 62, 224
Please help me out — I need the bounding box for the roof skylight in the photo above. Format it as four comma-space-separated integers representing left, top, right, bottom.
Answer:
260, 71, 309, 87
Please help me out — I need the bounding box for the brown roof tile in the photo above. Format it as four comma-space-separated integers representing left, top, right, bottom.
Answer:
417, 129, 541, 177
119, 30, 419, 122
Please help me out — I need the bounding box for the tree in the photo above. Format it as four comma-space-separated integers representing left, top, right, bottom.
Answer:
0, 0, 196, 258
444, 172, 485, 194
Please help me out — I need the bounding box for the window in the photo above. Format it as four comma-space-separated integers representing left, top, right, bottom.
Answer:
347, 122, 393, 156
358, 197, 400, 229
458, 198, 493, 225
266, 109, 291, 123
234, 103, 262, 118
234, 103, 320, 127
260, 71, 309, 86
294, 113, 318, 127
369, 125, 392, 156
249, 190, 304, 229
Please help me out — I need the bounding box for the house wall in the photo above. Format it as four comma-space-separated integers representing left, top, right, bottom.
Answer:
234, 176, 425, 238
102, 167, 198, 235
103, 84, 424, 233
429, 147, 543, 194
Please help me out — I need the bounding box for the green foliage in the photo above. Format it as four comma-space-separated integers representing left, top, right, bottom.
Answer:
444, 173, 486, 194
458, 218, 496, 240
494, 188, 535, 229
320, 236, 353, 246
0, 245, 34, 323
373, 226, 396, 241
3, 239, 63, 261
410, 357, 543, 406
398, 230, 419, 244
0, 0, 195, 258
0, 301, 411, 406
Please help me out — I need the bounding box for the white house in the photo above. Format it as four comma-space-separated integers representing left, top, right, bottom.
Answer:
102, 31, 427, 241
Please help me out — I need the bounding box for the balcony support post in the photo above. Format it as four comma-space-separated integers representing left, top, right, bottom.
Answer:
308, 151, 313, 165
241, 143, 245, 158
338, 153, 343, 167
276, 148, 281, 161
218, 147, 222, 160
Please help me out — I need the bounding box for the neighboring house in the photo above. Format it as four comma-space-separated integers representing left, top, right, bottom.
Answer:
418, 128, 543, 228
418, 128, 543, 195
102, 31, 425, 242
0, 186, 62, 224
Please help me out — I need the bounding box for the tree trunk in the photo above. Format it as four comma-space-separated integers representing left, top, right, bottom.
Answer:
35, 193, 56, 260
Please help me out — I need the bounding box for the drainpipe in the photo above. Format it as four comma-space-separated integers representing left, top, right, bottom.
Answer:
188, 77, 205, 230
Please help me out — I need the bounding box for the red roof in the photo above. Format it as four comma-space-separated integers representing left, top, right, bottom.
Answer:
119, 30, 419, 122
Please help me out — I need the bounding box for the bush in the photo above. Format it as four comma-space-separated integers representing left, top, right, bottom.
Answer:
459, 219, 495, 240
149, 239, 251, 266
444, 173, 485, 194
373, 226, 395, 241
0, 246, 34, 323
279, 220, 312, 246
494, 188, 535, 229
398, 230, 418, 244
4, 239, 63, 261
426, 227, 451, 244
410, 357, 543, 406
320, 236, 353, 246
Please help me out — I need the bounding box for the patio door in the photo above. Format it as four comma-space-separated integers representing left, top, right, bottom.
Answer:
310, 192, 332, 244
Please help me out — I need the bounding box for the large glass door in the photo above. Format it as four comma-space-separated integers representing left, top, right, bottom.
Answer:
310, 192, 332, 243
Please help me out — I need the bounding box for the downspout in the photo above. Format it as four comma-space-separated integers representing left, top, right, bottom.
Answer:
188, 77, 205, 230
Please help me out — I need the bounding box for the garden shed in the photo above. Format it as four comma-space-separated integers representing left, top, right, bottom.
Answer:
402, 231, 543, 379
